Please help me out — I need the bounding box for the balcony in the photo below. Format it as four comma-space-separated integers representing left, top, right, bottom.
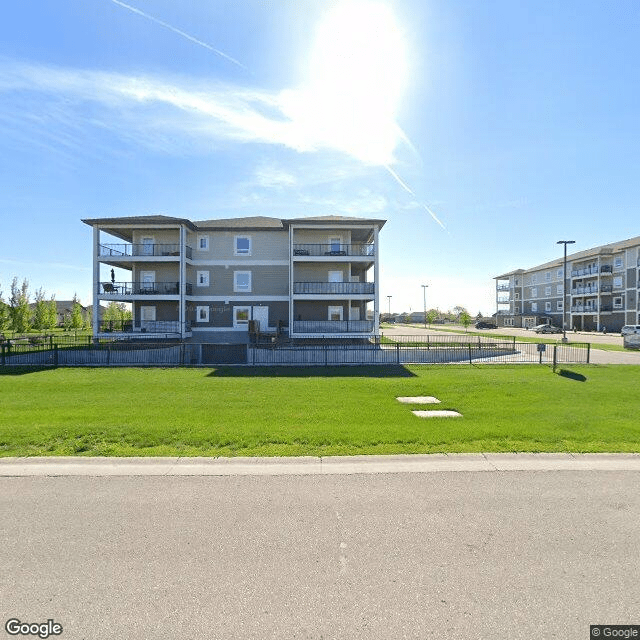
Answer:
99, 244, 192, 259
292, 243, 375, 258
571, 267, 598, 278
571, 305, 613, 313
98, 320, 190, 334
571, 286, 599, 295
100, 282, 193, 296
293, 320, 375, 334
293, 282, 375, 295
496, 284, 510, 291
600, 265, 613, 273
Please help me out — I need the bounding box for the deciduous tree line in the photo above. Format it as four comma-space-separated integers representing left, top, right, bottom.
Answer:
0, 277, 88, 333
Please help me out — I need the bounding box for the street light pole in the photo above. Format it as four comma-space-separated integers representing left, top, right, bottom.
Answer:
387, 295, 392, 319
421, 284, 428, 328
557, 240, 575, 343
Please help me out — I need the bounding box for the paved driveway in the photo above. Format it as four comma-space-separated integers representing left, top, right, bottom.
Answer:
2, 471, 639, 640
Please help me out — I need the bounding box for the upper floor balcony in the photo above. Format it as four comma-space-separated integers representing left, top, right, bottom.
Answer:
99, 281, 193, 297
293, 282, 375, 295
292, 243, 375, 259
99, 243, 192, 260
496, 284, 510, 291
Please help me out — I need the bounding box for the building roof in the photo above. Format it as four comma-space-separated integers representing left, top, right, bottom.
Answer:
495, 234, 640, 279
83, 214, 386, 231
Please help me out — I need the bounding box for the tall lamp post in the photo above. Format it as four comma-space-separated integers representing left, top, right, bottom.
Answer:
421, 284, 429, 328
386, 295, 392, 320
557, 240, 575, 342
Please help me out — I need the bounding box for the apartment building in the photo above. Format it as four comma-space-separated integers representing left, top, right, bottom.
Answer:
83, 214, 384, 342
494, 235, 640, 332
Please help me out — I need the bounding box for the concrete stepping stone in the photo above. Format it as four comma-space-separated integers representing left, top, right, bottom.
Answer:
396, 396, 441, 404
411, 410, 463, 418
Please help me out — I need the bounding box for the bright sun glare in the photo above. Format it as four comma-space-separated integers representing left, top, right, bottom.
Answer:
281, 0, 408, 166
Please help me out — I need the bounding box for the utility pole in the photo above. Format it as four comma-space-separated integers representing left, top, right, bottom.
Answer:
421, 284, 428, 329
557, 240, 575, 342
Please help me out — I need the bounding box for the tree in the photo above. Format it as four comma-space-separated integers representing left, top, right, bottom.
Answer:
460, 311, 472, 332
70, 294, 84, 330
0, 282, 9, 332
9, 277, 31, 333
426, 309, 438, 327
32, 287, 49, 330
45, 296, 58, 329
102, 302, 131, 330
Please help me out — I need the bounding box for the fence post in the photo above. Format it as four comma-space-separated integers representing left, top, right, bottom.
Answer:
586, 343, 590, 364
468, 343, 472, 364
107, 343, 111, 366
396, 343, 400, 364
552, 345, 557, 373
1, 343, 4, 366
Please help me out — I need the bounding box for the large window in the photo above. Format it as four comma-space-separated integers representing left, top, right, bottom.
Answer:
531, 287, 538, 298
234, 271, 252, 292
557, 300, 564, 311
235, 235, 252, 256
531, 302, 538, 312
545, 302, 552, 311
545, 286, 551, 297
197, 235, 209, 251
233, 306, 250, 327
613, 297, 623, 309
614, 276, 623, 289
557, 285, 563, 296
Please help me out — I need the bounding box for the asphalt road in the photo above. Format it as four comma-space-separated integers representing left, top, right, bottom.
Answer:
2, 472, 639, 640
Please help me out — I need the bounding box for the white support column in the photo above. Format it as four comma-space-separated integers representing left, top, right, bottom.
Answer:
289, 224, 294, 336
179, 224, 186, 339
92, 225, 100, 340
373, 226, 380, 336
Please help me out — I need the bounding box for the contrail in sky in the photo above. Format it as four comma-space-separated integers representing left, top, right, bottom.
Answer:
110, 0, 247, 70
385, 165, 447, 231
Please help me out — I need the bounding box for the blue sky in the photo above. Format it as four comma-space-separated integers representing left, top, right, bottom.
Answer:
0, 0, 638, 315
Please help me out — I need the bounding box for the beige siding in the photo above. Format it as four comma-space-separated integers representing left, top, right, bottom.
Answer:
187, 265, 289, 296
132, 229, 180, 245
132, 263, 181, 283
292, 229, 352, 245
293, 264, 370, 281
186, 230, 289, 260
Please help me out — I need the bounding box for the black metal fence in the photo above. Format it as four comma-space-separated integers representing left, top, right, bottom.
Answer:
0, 337, 591, 367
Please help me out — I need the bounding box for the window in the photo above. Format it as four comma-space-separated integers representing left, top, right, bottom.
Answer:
531, 275, 537, 284
613, 297, 623, 309
557, 285, 563, 296
614, 276, 623, 289
235, 235, 251, 256
545, 272, 551, 281
614, 256, 623, 269
197, 235, 209, 251
531, 287, 538, 298
514, 306, 520, 314
233, 306, 250, 327
328, 305, 343, 321
545, 302, 552, 312
234, 271, 252, 292
196, 306, 209, 322
197, 271, 209, 287
557, 300, 563, 311
545, 286, 551, 297
515, 293, 520, 300
531, 302, 538, 312
557, 268, 564, 279
514, 278, 520, 286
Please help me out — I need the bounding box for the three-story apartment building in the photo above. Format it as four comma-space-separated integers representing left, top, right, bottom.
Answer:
83, 214, 384, 342
494, 235, 640, 332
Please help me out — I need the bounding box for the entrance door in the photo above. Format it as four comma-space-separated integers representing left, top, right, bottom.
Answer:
252, 306, 269, 332
349, 307, 360, 321
140, 305, 156, 331
328, 270, 343, 293
329, 236, 342, 253
141, 237, 154, 256
140, 271, 156, 294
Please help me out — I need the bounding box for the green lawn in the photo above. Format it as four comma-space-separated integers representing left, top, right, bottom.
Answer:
1, 365, 639, 457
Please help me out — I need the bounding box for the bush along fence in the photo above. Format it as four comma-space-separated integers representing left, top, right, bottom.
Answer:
0, 337, 591, 367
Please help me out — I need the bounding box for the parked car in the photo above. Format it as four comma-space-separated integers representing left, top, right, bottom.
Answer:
620, 325, 640, 337
533, 324, 562, 334
475, 321, 497, 329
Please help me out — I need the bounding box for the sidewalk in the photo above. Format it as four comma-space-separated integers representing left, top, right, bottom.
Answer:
1, 453, 639, 476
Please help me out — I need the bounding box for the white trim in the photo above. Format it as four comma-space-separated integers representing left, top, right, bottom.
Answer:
186, 295, 288, 302
189, 260, 288, 267
196, 305, 210, 322
197, 234, 209, 251
328, 305, 343, 321
196, 270, 210, 287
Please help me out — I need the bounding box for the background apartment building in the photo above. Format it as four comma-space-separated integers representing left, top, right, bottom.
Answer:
83, 214, 384, 342
494, 235, 640, 332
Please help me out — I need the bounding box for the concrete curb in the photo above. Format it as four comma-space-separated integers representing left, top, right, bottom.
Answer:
1, 453, 640, 476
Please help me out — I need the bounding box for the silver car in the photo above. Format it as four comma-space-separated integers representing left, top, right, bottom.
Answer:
533, 324, 562, 334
